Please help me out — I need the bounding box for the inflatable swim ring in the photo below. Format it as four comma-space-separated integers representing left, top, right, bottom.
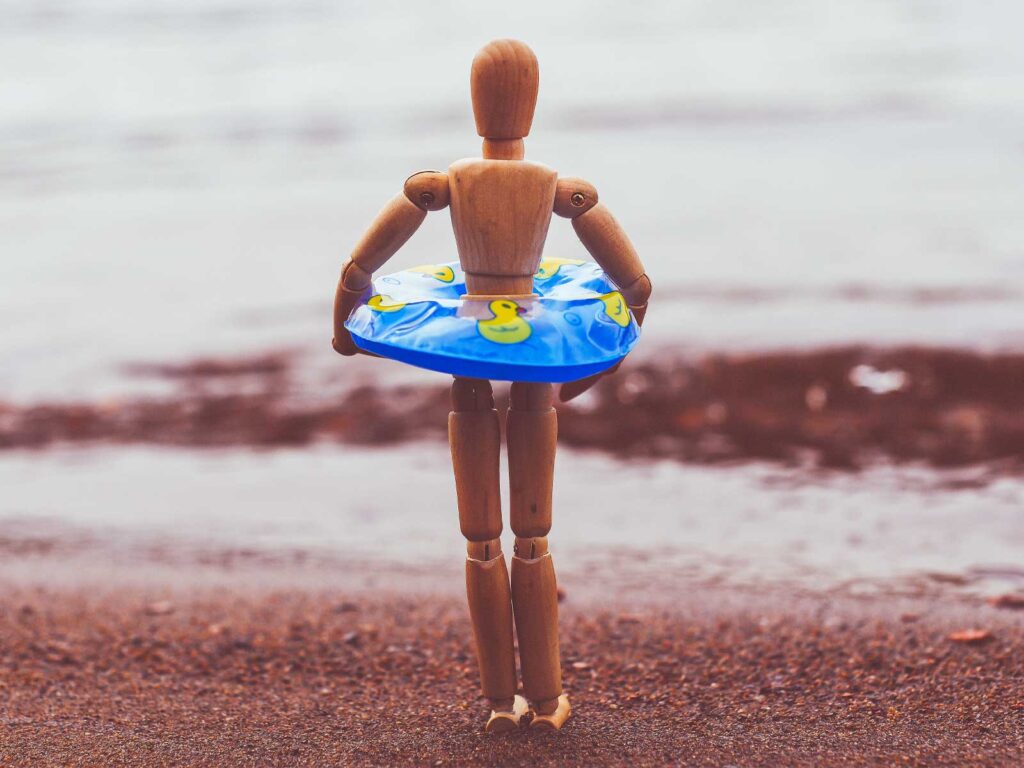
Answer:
345, 259, 640, 382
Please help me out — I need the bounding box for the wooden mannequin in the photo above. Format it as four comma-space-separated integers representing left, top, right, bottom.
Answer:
333, 39, 650, 732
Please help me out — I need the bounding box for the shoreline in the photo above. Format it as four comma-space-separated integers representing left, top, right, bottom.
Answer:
2, 443, 1023, 606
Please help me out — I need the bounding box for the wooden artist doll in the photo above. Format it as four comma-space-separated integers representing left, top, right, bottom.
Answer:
332, 39, 651, 732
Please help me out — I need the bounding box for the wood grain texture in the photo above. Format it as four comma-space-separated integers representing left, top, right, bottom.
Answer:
553, 176, 598, 218
471, 39, 539, 139
485, 695, 529, 733
461, 273, 536, 295
509, 380, 555, 410
404, 171, 450, 211
466, 537, 502, 561
449, 379, 502, 542
332, 192, 426, 355
508, 409, 556, 538
558, 208, 650, 401
508, 382, 556, 539
350, 193, 426, 274
571, 202, 645, 289
450, 377, 495, 412
629, 301, 649, 325
511, 552, 563, 704
332, 261, 372, 354
514, 535, 548, 559
466, 553, 517, 701
481, 139, 525, 160
448, 158, 557, 289
530, 693, 571, 728
448, 409, 502, 542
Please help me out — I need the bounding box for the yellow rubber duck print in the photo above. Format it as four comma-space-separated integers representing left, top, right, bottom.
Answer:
478, 299, 532, 344
367, 294, 407, 313
598, 291, 631, 327
410, 264, 456, 283
535, 258, 585, 280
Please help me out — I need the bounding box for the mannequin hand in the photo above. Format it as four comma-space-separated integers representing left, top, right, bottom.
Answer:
558, 360, 622, 402
332, 327, 359, 356
561, 295, 648, 401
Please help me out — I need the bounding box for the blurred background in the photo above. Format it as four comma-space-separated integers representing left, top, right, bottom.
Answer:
1, 0, 1023, 604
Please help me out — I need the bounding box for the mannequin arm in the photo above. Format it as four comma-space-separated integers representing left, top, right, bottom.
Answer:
553, 177, 652, 400
332, 171, 449, 355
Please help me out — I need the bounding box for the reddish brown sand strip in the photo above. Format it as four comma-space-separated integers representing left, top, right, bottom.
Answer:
1, 590, 1022, 767
2, 346, 1024, 471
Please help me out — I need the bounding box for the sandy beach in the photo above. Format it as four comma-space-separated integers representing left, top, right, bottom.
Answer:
2, 582, 1023, 767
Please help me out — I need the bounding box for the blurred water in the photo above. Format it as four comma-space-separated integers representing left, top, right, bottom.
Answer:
2, 2, 1023, 598
2, 0, 1023, 401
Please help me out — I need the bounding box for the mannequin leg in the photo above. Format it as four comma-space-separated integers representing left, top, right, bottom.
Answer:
507, 381, 571, 729
449, 377, 525, 732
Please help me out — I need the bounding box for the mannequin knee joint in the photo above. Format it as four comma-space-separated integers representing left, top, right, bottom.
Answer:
466, 537, 502, 561
513, 535, 549, 560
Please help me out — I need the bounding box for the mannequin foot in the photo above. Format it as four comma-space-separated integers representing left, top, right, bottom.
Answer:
529, 694, 571, 730
485, 694, 529, 733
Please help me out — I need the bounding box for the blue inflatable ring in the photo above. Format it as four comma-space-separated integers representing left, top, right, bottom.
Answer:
345, 258, 640, 382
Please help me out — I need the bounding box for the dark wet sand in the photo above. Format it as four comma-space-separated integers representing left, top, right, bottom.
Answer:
5, 346, 1023, 472
2, 588, 1022, 767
